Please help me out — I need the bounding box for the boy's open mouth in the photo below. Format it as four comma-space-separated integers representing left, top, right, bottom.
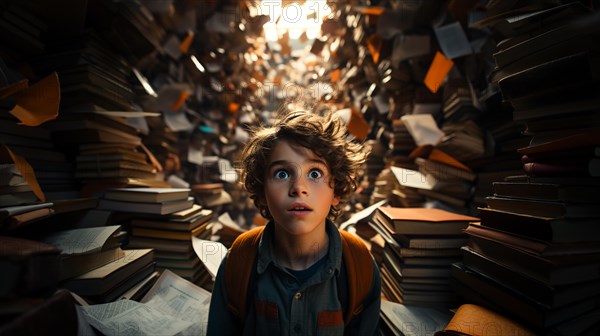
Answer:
288, 203, 312, 212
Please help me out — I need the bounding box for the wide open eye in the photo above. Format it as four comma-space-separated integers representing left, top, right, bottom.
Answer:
274, 169, 290, 180
308, 169, 323, 180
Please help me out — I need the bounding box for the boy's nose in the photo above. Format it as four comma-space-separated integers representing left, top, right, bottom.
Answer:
289, 176, 308, 196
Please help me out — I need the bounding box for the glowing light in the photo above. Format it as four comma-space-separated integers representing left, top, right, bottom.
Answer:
253, 0, 332, 42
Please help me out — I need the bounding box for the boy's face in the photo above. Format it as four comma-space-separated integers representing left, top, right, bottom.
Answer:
263, 139, 339, 236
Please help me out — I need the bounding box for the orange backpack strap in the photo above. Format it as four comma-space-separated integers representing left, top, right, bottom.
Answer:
338, 229, 375, 324
224, 225, 265, 321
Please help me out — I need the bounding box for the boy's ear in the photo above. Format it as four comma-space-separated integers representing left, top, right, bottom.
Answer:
332, 196, 340, 206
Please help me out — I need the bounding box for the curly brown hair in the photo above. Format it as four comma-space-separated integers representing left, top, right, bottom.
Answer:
238, 110, 367, 220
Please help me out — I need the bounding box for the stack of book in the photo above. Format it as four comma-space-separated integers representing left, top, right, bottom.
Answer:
142, 117, 180, 172
410, 145, 476, 214
389, 119, 417, 161
378, 167, 425, 208
455, 137, 600, 333
0, 116, 77, 202
369, 206, 478, 307
449, 4, 600, 333
33, 32, 137, 114
128, 204, 214, 287
454, 208, 600, 333
30, 32, 164, 194
61, 248, 155, 304
437, 120, 486, 164
355, 139, 385, 207
0, 162, 38, 206
441, 78, 478, 124
0, 202, 54, 232
191, 183, 232, 209
86, 0, 165, 65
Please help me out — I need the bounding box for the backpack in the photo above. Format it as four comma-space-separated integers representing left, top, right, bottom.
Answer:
224, 225, 374, 325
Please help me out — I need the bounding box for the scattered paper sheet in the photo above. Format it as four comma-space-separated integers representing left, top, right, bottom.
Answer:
192, 237, 228, 279
80, 299, 194, 336
340, 200, 387, 230
187, 146, 204, 165
401, 114, 445, 146
434, 21, 473, 59
380, 299, 451, 336
163, 34, 183, 60
391, 34, 431, 65
164, 109, 194, 132
10, 73, 60, 126
218, 158, 238, 183
391, 166, 436, 190
424, 51, 454, 93
141, 269, 212, 336
1, 145, 45, 202
41, 225, 121, 255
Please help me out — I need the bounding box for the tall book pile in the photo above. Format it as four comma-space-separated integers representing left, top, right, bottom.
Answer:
451, 3, 600, 334
128, 204, 214, 289
0, 82, 77, 201
106, 188, 213, 288
31, 32, 165, 195
369, 206, 478, 307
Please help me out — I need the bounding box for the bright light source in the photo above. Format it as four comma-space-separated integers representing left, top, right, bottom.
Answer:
190, 55, 205, 73
252, 0, 332, 42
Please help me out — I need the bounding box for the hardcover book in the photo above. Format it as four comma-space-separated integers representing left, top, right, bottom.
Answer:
376, 206, 479, 235
103, 187, 191, 203
97, 196, 194, 215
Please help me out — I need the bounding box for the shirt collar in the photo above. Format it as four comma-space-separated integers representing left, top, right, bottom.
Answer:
256, 219, 343, 275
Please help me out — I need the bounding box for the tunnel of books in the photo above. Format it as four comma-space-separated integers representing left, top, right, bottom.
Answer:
1, 0, 599, 335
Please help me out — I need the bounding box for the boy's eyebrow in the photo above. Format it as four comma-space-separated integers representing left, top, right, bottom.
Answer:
267, 158, 328, 169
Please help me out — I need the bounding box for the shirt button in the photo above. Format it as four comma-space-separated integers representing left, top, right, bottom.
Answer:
294, 324, 301, 332
327, 268, 333, 275
294, 292, 302, 300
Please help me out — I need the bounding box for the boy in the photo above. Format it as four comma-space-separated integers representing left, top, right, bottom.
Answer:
207, 110, 381, 335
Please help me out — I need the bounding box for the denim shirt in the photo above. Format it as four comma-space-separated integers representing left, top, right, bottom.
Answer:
206, 219, 381, 336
